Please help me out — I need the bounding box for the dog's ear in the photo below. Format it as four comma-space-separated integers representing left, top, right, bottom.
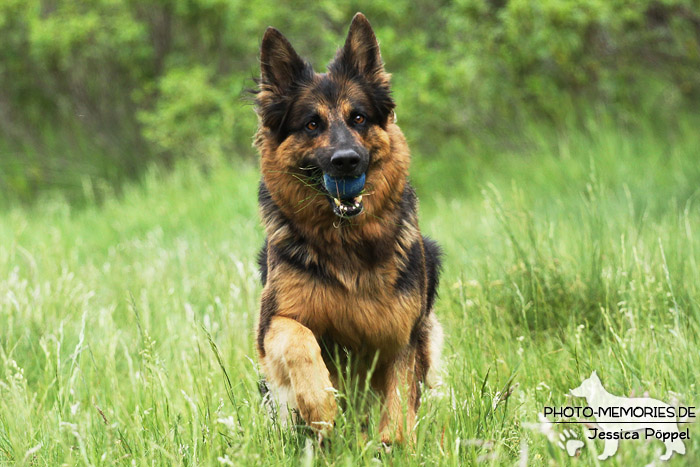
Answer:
591, 370, 599, 381
342, 13, 383, 76
257, 27, 313, 137
329, 13, 394, 123
332, 13, 388, 80
260, 27, 311, 93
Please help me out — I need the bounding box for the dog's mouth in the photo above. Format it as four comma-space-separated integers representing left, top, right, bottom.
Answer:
328, 193, 364, 218
323, 173, 366, 219
298, 163, 367, 219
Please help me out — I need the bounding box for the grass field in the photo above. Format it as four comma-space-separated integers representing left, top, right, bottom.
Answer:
1, 114, 699, 465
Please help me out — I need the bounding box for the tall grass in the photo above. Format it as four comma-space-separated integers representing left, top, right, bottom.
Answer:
0, 114, 698, 465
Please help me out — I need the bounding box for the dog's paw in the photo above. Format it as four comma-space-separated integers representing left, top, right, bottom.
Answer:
379, 431, 400, 446
557, 429, 584, 457
379, 422, 413, 446
296, 385, 337, 437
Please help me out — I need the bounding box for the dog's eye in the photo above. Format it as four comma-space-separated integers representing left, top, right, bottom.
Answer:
305, 120, 319, 131
352, 114, 366, 125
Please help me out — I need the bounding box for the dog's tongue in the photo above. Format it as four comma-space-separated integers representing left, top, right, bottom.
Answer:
323, 173, 366, 200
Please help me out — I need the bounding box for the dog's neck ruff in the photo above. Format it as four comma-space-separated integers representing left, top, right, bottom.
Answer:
259, 180, 418, 266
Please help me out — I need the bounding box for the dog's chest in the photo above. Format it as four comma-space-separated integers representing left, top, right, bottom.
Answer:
275, 262, 421, 354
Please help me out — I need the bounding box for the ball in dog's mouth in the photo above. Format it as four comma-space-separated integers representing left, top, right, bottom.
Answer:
323, 173, 365, 218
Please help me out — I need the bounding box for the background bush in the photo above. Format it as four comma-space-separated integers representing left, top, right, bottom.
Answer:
1, 0, 699, 203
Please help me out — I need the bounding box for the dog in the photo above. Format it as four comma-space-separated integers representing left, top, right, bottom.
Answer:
571, 371, 686, 460
252, 13, 443, 444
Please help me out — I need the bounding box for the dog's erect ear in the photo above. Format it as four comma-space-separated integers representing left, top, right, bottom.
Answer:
334, 13, 385, 78
260, 27, 311, 93
329, 13, 394, 123
591, 371, 599, 381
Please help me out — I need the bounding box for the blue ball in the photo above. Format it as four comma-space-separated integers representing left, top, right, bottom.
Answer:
323, 173, 366, 200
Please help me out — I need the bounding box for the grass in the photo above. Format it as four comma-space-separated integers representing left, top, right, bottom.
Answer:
1, 113, 699, 465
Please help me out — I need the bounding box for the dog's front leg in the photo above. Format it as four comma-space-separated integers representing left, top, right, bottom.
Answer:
263, 316, 337, 436
377, 348, 419, 445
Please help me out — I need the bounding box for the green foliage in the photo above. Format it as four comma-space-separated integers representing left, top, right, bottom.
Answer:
1, 0, 700, 203
447, 0, 700, 115
137, 66, 242, 164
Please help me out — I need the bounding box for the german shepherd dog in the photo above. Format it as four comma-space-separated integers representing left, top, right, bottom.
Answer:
254, 13, 442, 444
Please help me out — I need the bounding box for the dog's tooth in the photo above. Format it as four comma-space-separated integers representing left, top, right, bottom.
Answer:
334, 198, 341, 206
356, 195, 362, 203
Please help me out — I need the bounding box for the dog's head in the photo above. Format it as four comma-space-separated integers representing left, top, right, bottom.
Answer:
570, 371, 602, 399
254, 13, 408, 223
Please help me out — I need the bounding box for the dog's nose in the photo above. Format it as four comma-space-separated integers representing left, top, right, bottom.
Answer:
330, 149, 360, 174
